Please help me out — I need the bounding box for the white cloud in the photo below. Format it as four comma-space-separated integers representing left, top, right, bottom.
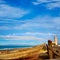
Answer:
0, 18, 25, 23
15, 16, 60, 30
4, 32, 55, 36
32, 0, 50, 5
0, 35, 44, 40
0, 4, 30, 19
0, 16, 60, 30
32, 0, 60, 9
24, 32, 55, 36
46, 2, 60, 9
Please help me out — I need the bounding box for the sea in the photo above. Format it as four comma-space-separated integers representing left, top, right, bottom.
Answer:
0, 45, 34, 50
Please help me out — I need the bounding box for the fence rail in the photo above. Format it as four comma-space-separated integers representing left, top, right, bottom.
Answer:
47, 40, 60, 59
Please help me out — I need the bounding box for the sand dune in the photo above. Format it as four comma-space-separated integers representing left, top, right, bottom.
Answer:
0, 44, 47, 60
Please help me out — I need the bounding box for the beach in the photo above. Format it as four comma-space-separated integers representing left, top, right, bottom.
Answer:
0, 44, 47, 60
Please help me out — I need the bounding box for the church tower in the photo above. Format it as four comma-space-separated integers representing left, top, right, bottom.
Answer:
54, 35, 58, 45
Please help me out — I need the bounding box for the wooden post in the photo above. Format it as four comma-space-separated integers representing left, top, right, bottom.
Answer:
48, 40, 53, 59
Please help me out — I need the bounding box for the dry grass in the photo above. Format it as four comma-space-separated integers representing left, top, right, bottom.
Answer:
0, 44, 47, 60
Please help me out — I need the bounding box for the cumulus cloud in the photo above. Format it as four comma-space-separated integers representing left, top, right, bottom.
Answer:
0, 4, 30, 19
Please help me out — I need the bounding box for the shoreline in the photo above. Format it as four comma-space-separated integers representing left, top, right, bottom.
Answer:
0, 44, 47, 60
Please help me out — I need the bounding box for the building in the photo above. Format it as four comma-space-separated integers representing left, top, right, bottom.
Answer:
54, 35, 58, 45
52, 35, 58, 46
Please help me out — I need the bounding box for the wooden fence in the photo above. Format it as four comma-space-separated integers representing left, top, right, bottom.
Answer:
47, 40, 60, 59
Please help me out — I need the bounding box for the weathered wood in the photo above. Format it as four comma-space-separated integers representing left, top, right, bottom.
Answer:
48, 40, 53, 59
47, 40, 60, 59
48, 45, 60, 57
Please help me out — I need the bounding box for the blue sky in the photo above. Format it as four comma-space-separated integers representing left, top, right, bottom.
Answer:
0, 0, 60, 45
